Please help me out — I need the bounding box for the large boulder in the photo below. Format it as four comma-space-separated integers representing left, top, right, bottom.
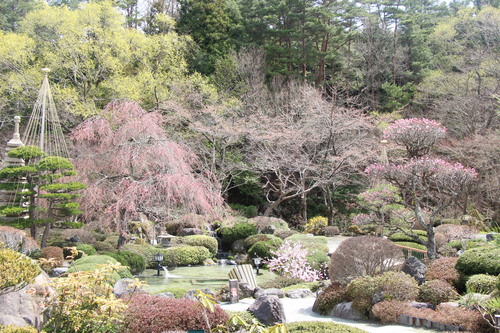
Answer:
113, 278, 145, 298
183, 288, 215, 300
330, 302, 363, 320
286, 289, 313, 299
0, 272, 56, 330
254, 288, 285, 299
402, 256, 426, 285
248, 296, 286, 325
178, 228, 203, 236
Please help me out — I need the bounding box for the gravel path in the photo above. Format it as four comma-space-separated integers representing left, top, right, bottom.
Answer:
220, 297, 434, 333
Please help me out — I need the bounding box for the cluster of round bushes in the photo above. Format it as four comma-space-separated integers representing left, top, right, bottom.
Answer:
172, 235, 218, 255
99, 251, 146, 275
67, 255, 133, 281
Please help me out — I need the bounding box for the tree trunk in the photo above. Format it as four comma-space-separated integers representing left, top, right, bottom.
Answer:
425, 226, 437, 259
263, 197, 285, 217
41, 223, 51, 248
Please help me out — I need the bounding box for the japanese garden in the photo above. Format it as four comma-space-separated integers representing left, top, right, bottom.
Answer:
0, 0, 498, 332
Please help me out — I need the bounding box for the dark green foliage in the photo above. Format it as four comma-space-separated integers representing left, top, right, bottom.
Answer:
163, 245, 210, 266
68, 255, 133, 281
466, 274, 498, 294
220, 222, 258, 245
389, 231, 428, 243
314, 283, 348, 315
172, 235, 218, 255
76, 244, 97, 256
121, 244, 158, 268
288, 321, 368, 333
7, 146, 45, 161
99, 251, 146, 275
392, 241, 427, 251
456, 246, 500, 276
228, 203, 258, 218
247, 240, 280, 259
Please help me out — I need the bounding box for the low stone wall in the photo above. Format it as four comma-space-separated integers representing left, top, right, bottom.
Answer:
397, 314, 462, 331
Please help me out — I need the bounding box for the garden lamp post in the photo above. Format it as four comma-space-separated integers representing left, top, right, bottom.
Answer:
154, 252, 164, 276
252, 257, 262, 275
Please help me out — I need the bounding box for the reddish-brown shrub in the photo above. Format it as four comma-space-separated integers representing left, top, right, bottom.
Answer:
329, 236, 404, 284
403, 304, 493, 333
324, 226, 340, 236
434, 232, 448, 250
0, 226, 39, 254
418, 280, 458, 305
434, 224, 477, 242
40, 246, 64, 266
314, 282, 348, 315
425, 257, 460, 287
61, 229, 97, 245
372, 301, 412, 323
123, 294, 229, 333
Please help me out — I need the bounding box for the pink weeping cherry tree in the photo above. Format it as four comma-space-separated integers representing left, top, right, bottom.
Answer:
71, 101, 224, 234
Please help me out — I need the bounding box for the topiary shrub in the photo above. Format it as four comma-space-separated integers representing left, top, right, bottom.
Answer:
306, 250, 329, 272
243, 234, 282, 250
425, 257, 460, 287
346, 271, 419, 316
372, 300, 412, 324
388, 230, 428, 243
123, 294, 229, 333
61, 228, 97, 245
288, 321, 368, 333
314, 283, 348, 315
220, 222, 258, 245
121, 244, 158, 268
329, 236, 404, 284
324, 226, 340, 236
0, 226, 39, 255
93, 241, 115, 252
67, 255, 133, 281
249, 216, 290, 233
99, 251, 146, 275
163, 245, 210, 266
40, 246, 64, 266
76, 244, 97, 256
466, 274, 498, 294
285, 234, 328, 247
0, 247, 40, 293
418, 280, 458, 305
172, 235, 218, 255
304, 216, 328, 235
456, 246, 500, 276
248, 240, 280, 259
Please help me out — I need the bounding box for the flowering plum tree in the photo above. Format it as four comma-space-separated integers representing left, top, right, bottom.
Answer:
71, 101, 224, 233
267, 240, 321, 282
366, 158, 477, 258
383, 118, 446, 158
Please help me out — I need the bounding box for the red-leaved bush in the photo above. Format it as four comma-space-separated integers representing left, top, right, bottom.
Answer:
0, 226, 39, 254
418, 279, 458, 305
329, 236, 404, 284
425, 257, 460, 287
123, 294, 229, 332
40, 246, 64, 266
373, 301, 492, 332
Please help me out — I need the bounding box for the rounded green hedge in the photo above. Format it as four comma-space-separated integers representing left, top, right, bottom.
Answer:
244, 234, 282, 250
285, 234, 329, 253
220, 222, 258, 245
76, 244, 97, 256
67, 255, 133, 281
465, 274, 498, 294
163, 245, 210, 266
456, 246, 500, 276
173, 235, 218, 255
247, 240, 281, 259
388, 231, 428, 243
99, 251, 146, 275
288, 321, 368, 333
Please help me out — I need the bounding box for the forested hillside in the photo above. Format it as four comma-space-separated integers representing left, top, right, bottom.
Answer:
0, 0, 498, 229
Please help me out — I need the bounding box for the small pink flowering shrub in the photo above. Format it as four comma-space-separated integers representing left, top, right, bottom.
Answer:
383, 118, 446, 157
267, 240, 322, 282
